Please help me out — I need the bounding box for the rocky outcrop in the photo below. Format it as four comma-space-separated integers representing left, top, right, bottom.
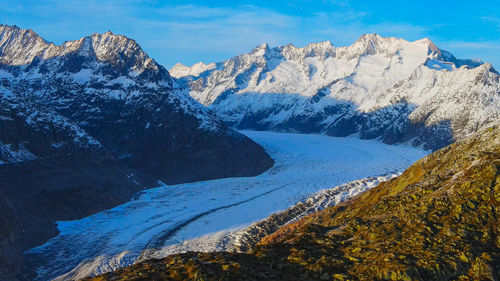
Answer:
89, 124, 500, 280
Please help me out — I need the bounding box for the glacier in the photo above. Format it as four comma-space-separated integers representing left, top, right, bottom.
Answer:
26, 131, 427, 281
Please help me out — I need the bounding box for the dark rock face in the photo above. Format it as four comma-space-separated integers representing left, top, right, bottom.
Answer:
0, 95, 150, 280
90, 124, 500, 280
0, 189, 22, 281
223, 97, 454, 151
0, 24, 273, 279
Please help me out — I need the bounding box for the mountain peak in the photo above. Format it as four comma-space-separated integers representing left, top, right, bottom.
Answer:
90, 30, 128, 41
357, 33, 383, 41
88, 31, 139, 50
347, 33, 400, 56
412, 37, 442, 57
172, 62, 188, 69
0, 24, 47, 43
0, 23, 23, 33
53, 31, 163, 77
414, 37, 433, 45
304, 40, 334, 50
353, 33, 388, 46
250, 43, 270, 56
0, 24, 50, 65
0, 25, 166, 80
169, 61, 217, 78
476, 62, 499, 74
297, 40, 336, 59
192, 61, 212, 68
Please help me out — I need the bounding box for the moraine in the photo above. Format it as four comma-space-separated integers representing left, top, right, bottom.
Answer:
25, 131, 427, 281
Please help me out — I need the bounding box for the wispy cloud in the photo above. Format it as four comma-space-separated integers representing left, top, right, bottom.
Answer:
439, 40, 500, 67
445, 41, 500, 50
1, 0, 498, 68
131, 5, 303, 64
481, 16, 500, 30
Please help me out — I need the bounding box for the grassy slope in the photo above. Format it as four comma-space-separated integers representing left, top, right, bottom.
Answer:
88, 125, 500, 281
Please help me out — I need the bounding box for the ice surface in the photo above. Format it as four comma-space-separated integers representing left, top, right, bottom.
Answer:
26, 131, 427, 281
138, 174, 396, 261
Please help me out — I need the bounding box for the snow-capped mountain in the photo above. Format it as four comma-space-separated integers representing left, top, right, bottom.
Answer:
174, 34, 500, 150
0, 24, 272, 181
0, 24, 273, 279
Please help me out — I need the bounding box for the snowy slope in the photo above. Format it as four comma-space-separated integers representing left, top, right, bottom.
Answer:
25, 131, 427, 281
175, 34, 500, 150
170, 62, 217, 78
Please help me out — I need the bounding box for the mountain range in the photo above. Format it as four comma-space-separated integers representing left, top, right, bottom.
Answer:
172, 34, 500, 150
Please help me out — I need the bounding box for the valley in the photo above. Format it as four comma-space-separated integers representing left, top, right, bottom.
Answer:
25, 131, 427, 281
0, 16, 498, 281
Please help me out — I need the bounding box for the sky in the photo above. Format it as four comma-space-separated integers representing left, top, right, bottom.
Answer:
1, 0, 499, 69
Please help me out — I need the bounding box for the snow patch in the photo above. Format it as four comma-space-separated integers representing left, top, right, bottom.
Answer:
0, 141, 38, 163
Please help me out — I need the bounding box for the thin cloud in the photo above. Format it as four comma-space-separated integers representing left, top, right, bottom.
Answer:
445, 41, 500, 50
1, 1, 498, 68
481, 16, 500, 30
439, 40, 500, 68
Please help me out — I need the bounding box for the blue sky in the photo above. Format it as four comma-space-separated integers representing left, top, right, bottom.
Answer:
1, 0, 499, 68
